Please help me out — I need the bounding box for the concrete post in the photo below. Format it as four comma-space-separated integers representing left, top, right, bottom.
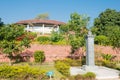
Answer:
26, 24, 29, 32
42, 24, 45, 35
57, 25, 60, 34
86, 31, 95, 66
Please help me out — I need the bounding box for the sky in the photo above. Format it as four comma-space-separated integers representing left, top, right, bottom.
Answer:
0, 0, 120, 27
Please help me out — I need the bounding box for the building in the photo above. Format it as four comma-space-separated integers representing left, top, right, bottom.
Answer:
16, 19, 65, 34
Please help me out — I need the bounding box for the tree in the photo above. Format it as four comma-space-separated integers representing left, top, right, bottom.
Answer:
93, 9, 120, 35
68, 12, 89, 36
109, 26, 120, 48
0, 18, 4, 27
60, 12, 89, 56
0, 24, 31, 65
35, 13, 49, 20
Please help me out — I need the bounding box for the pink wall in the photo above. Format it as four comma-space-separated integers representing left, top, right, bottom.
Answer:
0, 44, 119, 62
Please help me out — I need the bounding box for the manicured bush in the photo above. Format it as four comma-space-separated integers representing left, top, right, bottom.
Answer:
34, 50, 45, 63
55, 61, 70, 76
0, 65, 46, 80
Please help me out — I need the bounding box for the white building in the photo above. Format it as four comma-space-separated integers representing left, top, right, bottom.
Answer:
16, 19, 65, 34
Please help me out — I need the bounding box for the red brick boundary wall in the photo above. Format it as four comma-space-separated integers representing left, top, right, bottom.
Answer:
0, 44, 120, 62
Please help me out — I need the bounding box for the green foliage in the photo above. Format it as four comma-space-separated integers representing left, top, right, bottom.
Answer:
74, 74, 83, 80
83, 72, 96, 80
74, 72, 96, 80
93, 8, 120, 35
0, 18, 4, 27
68, 12, 89, 37
16, 32, 37, 41
0, 24, 31, 64
70, 37, 85, 54
0, 24, 25, 41
51, 40, 68, 45
55, 58, 82, 67
35, 13, 49, 20
95, 35, 109, 45
37, 35, 68, 45
55, 61, 70, 76
0, 65, 46, 80
102, 54, 116, 61
34, 50, 45, 63
37, 36, 50, 42
69, 12, 89, 33
50, 31, 64, 42
60, 24, 69, 34
101, 60, 116, 68
109, 26, 120, 48
116, 66, 120, 70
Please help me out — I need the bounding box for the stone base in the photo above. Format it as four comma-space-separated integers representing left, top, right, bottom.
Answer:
81, 65, 98, 71
70, 66, 120, 79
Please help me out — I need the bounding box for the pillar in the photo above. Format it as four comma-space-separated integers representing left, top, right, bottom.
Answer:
42, 24, 45, 35
26, 24, 30, 32
86, 31, 95, 66
57, 25, 60, 34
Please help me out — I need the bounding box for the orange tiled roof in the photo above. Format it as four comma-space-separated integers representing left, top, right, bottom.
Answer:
16, 19, 65, 25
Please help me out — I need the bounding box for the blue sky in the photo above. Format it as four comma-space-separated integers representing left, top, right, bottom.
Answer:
0, 0, 120, 26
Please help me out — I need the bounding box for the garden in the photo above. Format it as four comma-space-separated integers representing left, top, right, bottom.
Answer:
0, 8, 120, 80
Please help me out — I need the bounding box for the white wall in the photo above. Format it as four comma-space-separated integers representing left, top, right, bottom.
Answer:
25, 26, 55, 34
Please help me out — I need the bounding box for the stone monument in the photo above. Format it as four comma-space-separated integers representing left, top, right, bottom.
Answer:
70, 31, 120, 79
86, 31, 95, 66
82, 31, 97, 70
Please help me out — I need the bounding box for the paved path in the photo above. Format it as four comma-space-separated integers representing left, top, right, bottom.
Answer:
70, 66, 120, 80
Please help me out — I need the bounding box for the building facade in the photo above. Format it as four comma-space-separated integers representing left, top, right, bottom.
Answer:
16, 19, 65, 34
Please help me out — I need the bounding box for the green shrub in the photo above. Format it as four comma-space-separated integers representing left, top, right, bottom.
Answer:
70, 37, 85, 54
60, 77, 67, 80
50, 31, 64, 42
116, 66, 120, 70
55, 58, 82, 67
51, 40, 68, 45
64, 58, 82, 66
0, 65, 46, 80
83, 72, 96, 80
102, 60, 116, 68
55, 61, 70, 76
34, 50, 45, 63
74, 74, 83, 80
101, 54, 116, 61
68, 76, 75, 80
37, 36, 50, 42
74, 72, 96, 80
95, 35, 109, 45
